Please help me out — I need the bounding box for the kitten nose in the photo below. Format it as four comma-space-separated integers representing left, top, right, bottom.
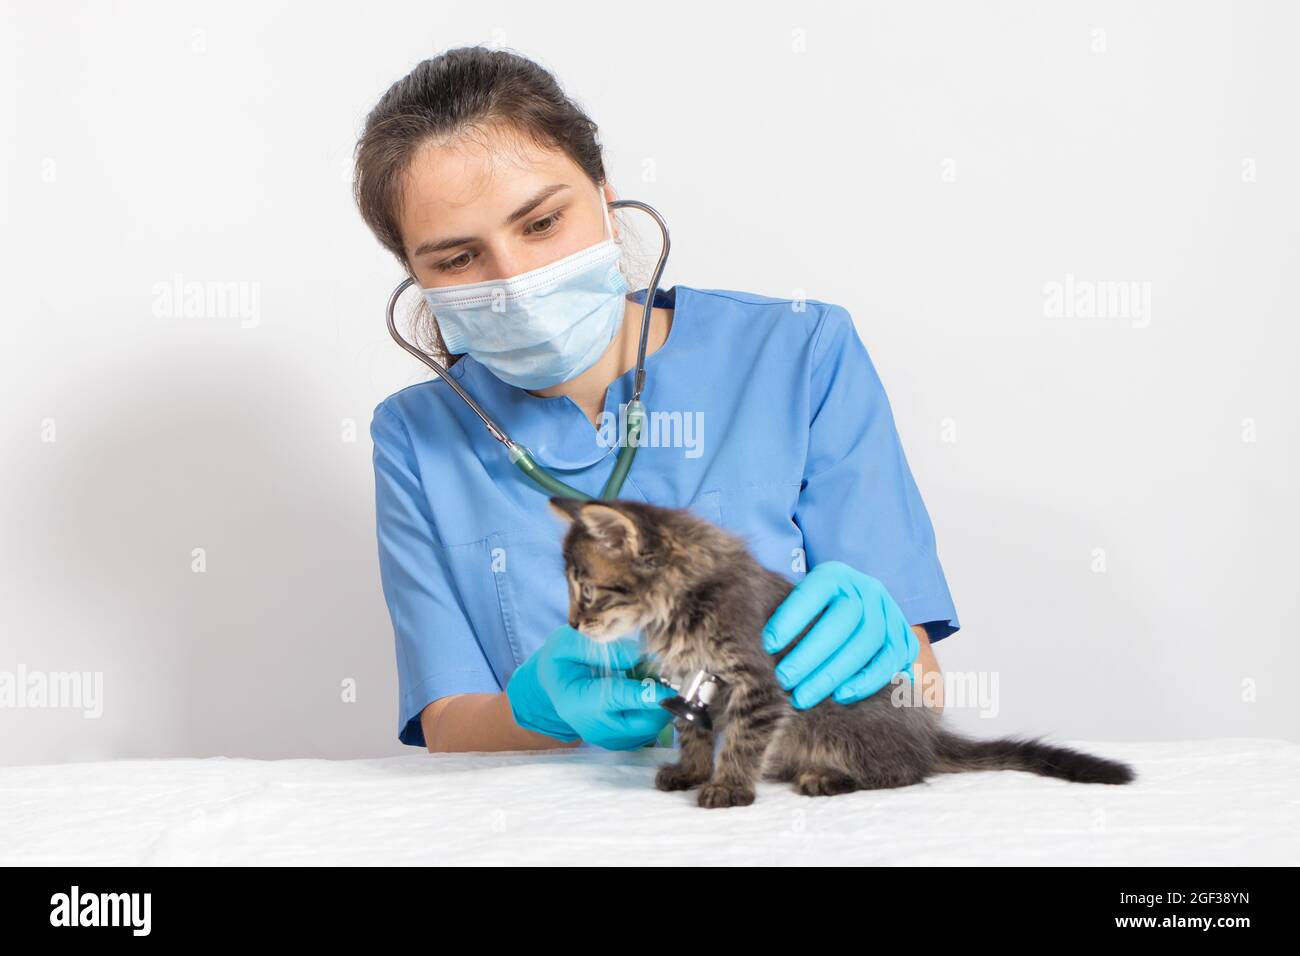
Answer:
568, 613, 579, 629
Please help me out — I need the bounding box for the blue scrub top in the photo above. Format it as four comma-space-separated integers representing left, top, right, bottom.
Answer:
371, 285, 960, 747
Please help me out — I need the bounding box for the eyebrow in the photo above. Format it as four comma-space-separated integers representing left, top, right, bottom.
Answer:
410, 183, 572, 258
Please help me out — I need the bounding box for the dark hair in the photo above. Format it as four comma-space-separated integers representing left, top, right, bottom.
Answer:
353, 46, 611, 368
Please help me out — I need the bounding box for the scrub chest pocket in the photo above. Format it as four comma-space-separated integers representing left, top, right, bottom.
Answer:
714, 480, 806, 580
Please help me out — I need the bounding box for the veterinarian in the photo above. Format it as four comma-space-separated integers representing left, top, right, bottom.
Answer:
356, 47, 960, 752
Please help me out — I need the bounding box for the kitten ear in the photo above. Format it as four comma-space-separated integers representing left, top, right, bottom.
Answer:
577, 502, 641, 556
547, 496, 585, 524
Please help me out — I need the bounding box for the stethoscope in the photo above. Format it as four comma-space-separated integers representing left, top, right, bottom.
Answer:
659, 670, 723, 731
384, 197, 720, 737
385, 198, 670, 502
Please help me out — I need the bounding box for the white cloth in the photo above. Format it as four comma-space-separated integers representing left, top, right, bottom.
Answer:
2, 737, 1296, 865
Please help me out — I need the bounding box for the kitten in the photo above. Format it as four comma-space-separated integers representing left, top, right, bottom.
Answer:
548, 496, 1136, 809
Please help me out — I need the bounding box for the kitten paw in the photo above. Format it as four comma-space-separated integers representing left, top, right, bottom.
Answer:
697, 781, 755, 808
655, 763, 706, 792
794, 770, 859, 797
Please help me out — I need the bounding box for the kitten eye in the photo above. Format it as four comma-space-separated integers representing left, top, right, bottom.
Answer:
580, 583, 594, 602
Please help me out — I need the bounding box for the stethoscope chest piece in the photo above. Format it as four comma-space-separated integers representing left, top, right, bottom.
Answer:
659, 669, 721, 731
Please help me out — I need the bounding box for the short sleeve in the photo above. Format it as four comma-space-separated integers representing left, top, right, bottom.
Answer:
371, 401, 502, 747
792, 306, 960, 642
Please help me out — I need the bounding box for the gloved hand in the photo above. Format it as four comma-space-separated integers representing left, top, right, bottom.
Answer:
505, 624, 677, 750
761, 560, 920, 709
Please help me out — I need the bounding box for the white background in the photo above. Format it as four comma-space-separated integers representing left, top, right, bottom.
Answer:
1, 0, 1296, 766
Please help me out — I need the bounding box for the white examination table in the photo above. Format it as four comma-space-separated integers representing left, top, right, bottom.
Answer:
2, 737, 1296, 866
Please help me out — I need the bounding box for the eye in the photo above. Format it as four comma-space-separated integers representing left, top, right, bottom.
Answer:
580, 583, 594, 602
524, 209, 565, 237
435, 250, 475, 274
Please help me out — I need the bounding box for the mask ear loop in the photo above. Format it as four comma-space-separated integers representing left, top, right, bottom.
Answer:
599, 185, 614, 242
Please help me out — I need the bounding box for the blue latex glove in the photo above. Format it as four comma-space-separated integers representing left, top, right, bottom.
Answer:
761, 560, 920, 709
505, 625, 677, 750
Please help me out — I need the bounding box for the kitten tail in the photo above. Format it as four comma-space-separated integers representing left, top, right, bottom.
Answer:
932, 732, 1136, 785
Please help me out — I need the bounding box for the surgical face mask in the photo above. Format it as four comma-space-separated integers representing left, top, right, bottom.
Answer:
420, 193, 629, 390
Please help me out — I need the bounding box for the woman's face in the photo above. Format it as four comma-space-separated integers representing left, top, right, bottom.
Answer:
398, 123, 614, 289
